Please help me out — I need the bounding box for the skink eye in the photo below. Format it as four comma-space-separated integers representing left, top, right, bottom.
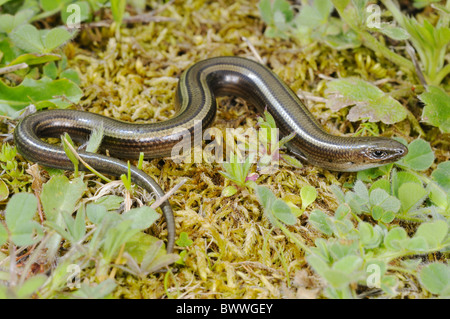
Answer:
372, 150, 386, 158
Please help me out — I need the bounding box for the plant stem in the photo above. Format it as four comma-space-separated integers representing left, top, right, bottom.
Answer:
63, 137, 112, 183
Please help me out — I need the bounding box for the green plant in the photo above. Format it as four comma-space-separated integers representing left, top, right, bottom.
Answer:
119, 240, 179, 278
174, 232, 193, 266
306, 200, 449, 297
258, 0, 450, 134
258, 0, 296, 40
0, 172, 179, 298
255, 185, 310, 253
382, 0, 450, 86
305, 148, 449, 297
10, 24, 73, 54
0, 144, 29, 192
256, 109, 302, 170
0, 192, 42, 247
219, 109, 303, 196
0, 0, 447, 300
252, 135, 449, 298
256, 185, 297, 227
61, 125, 112, 184
0, 0, 134, 117
259, 0, 360, 49
219, 152, 258, 196
300, 185, 317, 211
67, 279, 117, 299
110, 0, 127, 30
0, 2, 83, 117
0, 179, 8, 201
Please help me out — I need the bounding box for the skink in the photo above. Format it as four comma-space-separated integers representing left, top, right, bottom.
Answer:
14, 56, 408, 252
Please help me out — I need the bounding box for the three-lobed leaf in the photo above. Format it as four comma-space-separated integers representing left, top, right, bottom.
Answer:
392, 170, 422, 197
258, 0, 294, 39
175, 232, 194, 248
294, 0, 333, 28
10, 24, 74, 54
384, 227, 408, 250
398, 139, 435, 171
369, 188, 401, 214
369, 178, 390, 194
10, 24, 44, 53
359, 221, 383, 249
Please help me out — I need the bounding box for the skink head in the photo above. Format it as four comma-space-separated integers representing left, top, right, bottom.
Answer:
342, 137, 408, 172
289, 136, 408, 172
362, 137, 407, 161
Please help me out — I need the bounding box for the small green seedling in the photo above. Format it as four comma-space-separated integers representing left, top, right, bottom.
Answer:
219, 152, 258, 195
